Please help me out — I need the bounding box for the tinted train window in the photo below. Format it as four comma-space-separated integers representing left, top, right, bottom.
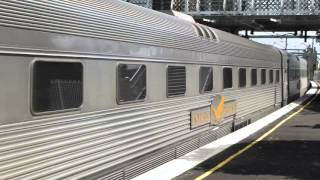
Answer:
269, 70, 274, 84
276, 70, 280, 83
223, 67, 233, 89
117, 64, 146, 103
200, 67, 213, 94
167, 66, 186, 97
251, 69, 257, 86
239, 68, 246, 88
261, 69, 266, 85
32, 61, 83, 113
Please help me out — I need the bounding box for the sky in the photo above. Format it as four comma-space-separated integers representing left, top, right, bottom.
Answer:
239, 31, 320, 59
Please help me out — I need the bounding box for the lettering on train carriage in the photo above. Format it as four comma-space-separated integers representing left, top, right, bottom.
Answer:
210, 95, 237, 125
191, 107, 211, 129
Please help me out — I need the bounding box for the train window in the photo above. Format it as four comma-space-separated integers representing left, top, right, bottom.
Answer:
32, 61, 83, 113
276, 70, 280, 83
199, 67, 213, 94
251, 69, 257, 86
223, 67, 233, 89
261, 69, 266, 85
167, 66, 186, 97
117, 64, 146, 103
269, 70, 274, 84
239, 68, 246, 88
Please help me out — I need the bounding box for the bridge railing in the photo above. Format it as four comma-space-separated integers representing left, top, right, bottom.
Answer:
171, 0, 320, 15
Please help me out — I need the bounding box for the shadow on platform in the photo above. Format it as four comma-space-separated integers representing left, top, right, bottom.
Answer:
292, 124, 320, 129
300, 92, 320, 114
197, 140, 320, 179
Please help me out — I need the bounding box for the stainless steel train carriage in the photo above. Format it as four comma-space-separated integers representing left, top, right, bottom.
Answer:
0, 0, 309, 179
299, 57, 309, 97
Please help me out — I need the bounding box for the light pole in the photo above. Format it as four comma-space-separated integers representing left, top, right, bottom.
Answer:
281, 32, 297, 50
285, 35, 288, 50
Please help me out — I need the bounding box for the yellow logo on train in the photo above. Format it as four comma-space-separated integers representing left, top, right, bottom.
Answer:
211, 95, 225, 122
210, 95, 237, 125
190, 95, 236, 128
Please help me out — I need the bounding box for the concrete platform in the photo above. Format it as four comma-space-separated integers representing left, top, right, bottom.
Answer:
175, 82, 320, 180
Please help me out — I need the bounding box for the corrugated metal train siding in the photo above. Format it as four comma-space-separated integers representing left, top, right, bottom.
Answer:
199, 129, 218, 146
0, 0, 279, 62
175, 138, 200, 158
123, 150, 176, 180
0, 85, 280, 179
98, 171, 123, 180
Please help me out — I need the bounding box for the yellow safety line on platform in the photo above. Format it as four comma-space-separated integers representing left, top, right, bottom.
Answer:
195, 83, 320, 180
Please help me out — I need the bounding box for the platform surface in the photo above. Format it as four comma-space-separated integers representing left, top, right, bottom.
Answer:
175, 83, 320, 180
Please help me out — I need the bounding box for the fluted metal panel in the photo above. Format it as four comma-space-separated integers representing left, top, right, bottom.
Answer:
199, 130, 217, 146
124, 150, 175, 179
97, 171, 123, 180
0, 0, 280, 62
0, 84, 280, 179
176, 138, 200, 157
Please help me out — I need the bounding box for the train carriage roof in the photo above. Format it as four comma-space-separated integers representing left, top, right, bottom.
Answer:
0, 0, 280, 61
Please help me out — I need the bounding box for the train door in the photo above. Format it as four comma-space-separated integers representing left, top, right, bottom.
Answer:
287, 54, 301, 102
299, 57, 308, 96
279, 50, 288, 106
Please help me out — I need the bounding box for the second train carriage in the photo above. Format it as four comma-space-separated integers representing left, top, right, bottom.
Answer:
0, 0, 309, 179
299, 57, 309, 97
287, 54, 309, 102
